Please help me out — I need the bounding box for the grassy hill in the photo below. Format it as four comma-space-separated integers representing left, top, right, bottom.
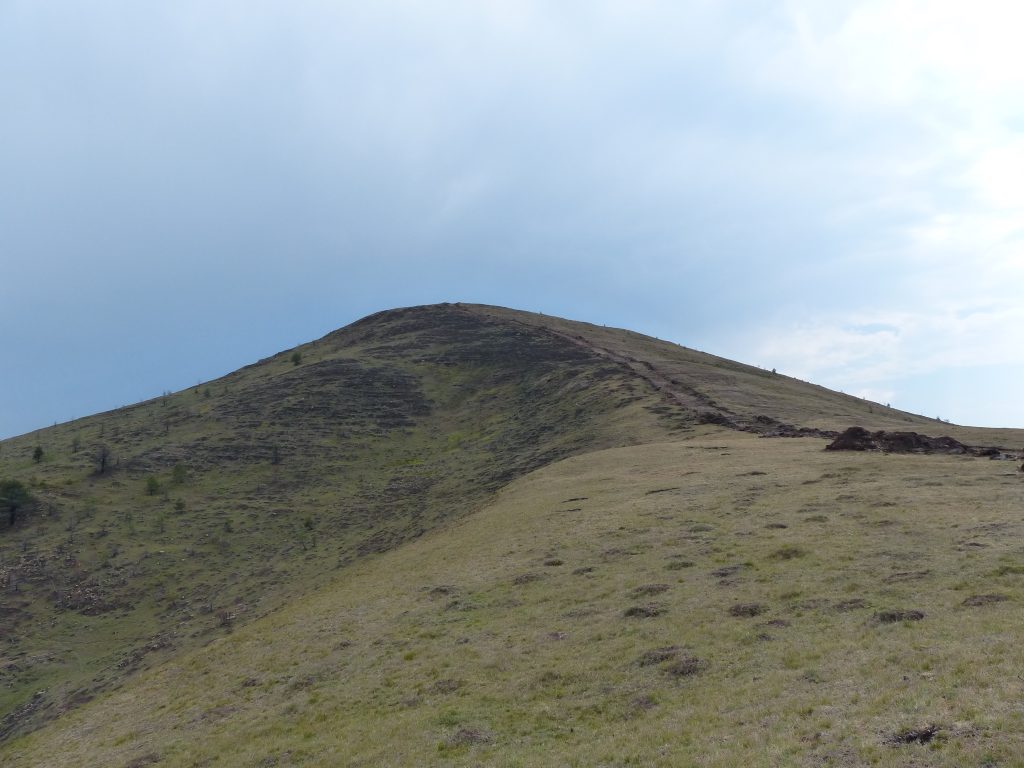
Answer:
2, 303, 1022, 766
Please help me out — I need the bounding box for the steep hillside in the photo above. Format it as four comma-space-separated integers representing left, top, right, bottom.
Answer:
473, 304, 1024, 447
2, 302, 1022, 766
0, 304, 678, 741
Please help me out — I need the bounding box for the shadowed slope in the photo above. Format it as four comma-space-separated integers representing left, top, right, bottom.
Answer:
0, 304, 676, 741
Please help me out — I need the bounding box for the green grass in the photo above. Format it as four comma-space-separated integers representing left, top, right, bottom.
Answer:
6, 435, 1024, 766
2, 302, 1023, 766
0, 305, 676, 741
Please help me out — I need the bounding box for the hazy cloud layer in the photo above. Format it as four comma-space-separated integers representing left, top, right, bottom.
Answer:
2, 1, 1021, 437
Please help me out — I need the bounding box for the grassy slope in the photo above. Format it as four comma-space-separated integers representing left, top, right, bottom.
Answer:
0, 304, 678, 740
3, 302, 1024, 765
6, 433, 1024, 767
472, 304, 1024, 448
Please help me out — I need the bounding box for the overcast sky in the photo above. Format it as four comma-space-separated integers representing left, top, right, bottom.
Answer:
3, 1, 1022, 439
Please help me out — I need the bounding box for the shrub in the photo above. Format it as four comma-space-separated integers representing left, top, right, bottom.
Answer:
0, 479, 32, 527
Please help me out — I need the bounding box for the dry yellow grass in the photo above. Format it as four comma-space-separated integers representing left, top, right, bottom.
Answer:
6, 431, 1024, 767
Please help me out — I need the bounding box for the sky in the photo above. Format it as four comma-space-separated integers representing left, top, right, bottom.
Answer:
2, 0, 1023, 439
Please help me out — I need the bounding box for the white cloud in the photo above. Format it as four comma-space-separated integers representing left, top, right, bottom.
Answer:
725, 1, 1024, 426
748, 302, 1024, 423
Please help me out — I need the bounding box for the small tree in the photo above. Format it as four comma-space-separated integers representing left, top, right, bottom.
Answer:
0, 479, 32, 527
171, 464, 187, 485
290, 351, 302, 366
95, 445, 112, 475
32, 446, 44, 464
145, 476, 160, 496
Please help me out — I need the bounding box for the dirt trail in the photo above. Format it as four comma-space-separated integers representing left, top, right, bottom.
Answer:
544, 328, 745, 428
462, 305, 836, 438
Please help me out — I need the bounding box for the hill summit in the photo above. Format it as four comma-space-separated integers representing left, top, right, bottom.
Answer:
2, 303, 1023, 767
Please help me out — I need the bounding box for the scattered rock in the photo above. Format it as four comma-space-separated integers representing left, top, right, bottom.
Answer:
665, 560, 694, 571
962, 594, 1009, 607
624, 603, 666, 618
729, 603, 767, 618
794, 598, 830, 610
664, 656, 706, 677
883, 571, 930, 583
630, 694, 658, 712
875, 609, 925, 623
602, 547, 639, 560
764, 523, 788, 529
542, 558, 564, 567
630, 583, 670, 597
768, 546, 806, 561
124, 753, 161, 768
446, 726, 493, 746
711, 564, 745, 578
645, 487, 680, 495
826, 427, 973, 455
427, 585, 458, 597
572, 566, 595, 575
512, 573, 544, 586
832, 599, 867, 613
429, 679, 462, 694
637, 646, 679, 666
444, 599, 478, 612
890, 724, 940, 744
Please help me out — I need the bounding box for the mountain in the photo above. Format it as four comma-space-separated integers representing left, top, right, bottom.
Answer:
2, 303, 1022, 767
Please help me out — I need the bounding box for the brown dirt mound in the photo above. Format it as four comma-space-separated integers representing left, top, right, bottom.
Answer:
826, 427, 974, 455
